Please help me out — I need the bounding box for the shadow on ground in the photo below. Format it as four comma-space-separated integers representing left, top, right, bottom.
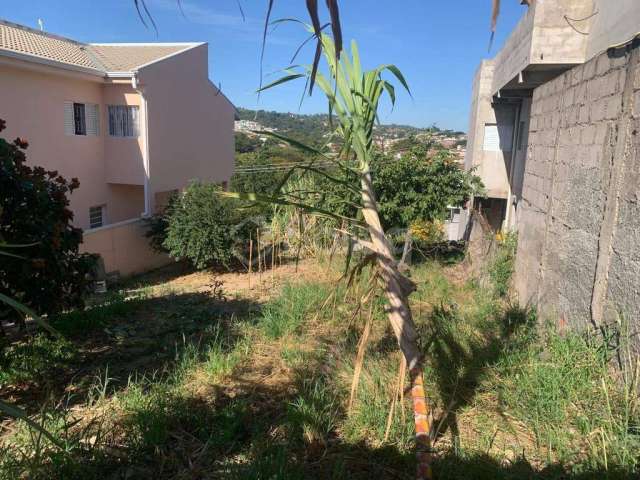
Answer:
0, 289, 261, 411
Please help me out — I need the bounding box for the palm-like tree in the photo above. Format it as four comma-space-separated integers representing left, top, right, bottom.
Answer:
226, 33, 435, 479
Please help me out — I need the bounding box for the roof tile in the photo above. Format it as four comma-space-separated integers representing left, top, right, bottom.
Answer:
0, 20, 192, 74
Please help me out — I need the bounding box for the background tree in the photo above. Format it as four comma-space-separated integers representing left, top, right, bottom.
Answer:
0, 119, 96, 325
373, 147, 483, 231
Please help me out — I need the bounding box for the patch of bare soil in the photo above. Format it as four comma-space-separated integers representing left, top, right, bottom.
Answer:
139, 257, 333, 301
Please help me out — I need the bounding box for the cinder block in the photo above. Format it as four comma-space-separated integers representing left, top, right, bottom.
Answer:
595, 122, 610, 145
590, 98, 607, 122
570, 65, 584, 86
602, 70, 623, 98
596, 54, 611, 76
579, 105, 590, 124
605, 96, 623, 120
583, 56, 597, 80
581, 124, 597, 145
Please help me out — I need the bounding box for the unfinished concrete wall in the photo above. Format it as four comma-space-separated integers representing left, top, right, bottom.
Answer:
491, 0, 592, 94
515, 41, 640, 336
587, 0, 640, 61
464, 60, 511, 199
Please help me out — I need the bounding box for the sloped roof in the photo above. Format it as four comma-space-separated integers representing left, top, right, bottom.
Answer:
88, 44, 189, 72
0, 19, 195, 74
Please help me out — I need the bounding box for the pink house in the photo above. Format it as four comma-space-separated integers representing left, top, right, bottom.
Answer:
0, 19, 235, 276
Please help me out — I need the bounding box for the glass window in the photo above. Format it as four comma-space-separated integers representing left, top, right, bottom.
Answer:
73, 103, 86, 135
108, 105, 139, 137
89, 205, 104, 229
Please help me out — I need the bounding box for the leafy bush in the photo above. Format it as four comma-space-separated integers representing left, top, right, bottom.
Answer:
373, 146, 483, 230
0, 119, 96, 318
156, 182, 249, 269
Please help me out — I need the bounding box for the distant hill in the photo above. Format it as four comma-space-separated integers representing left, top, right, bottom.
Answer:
236, 108, 466, 149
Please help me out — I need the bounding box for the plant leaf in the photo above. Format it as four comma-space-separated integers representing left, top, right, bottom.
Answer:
381, 64, 412, 98
217, 191, 363, 226
0, 399, 65, 450
0, 293, 60, 337
257, 73, 306, 92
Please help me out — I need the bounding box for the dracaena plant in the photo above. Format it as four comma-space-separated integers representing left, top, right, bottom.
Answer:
221, 34, 435, 479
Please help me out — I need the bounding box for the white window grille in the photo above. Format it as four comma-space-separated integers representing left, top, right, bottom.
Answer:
108, 105, 140, 137
89, 205, 105, 229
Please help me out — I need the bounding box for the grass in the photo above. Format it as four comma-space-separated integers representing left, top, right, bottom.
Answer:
259, 281, 330, 339
1, 246, 638, 479
0, 334, 75, 386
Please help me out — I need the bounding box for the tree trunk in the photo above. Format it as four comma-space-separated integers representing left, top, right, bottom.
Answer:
360, 171, 433, 480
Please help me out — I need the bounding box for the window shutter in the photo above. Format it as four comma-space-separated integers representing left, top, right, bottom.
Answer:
86, 104, 100, 136
64, 102, 74, 135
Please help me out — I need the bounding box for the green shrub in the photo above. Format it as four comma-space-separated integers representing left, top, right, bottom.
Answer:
0, 118, 96, 319
158, 182, 250, 269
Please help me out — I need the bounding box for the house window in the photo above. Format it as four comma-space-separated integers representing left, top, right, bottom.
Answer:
64, 102, 99, 136
483, 123, 513, 152
89, 205, 105, 229
108, 105, 139, 137
73, 103, 86, 135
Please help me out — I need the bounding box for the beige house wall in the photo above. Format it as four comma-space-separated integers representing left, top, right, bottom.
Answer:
138, 44, 235, 209
103, 84, 145, 186
0, 61, 110, 230
80, 218, 171, 277
0, 43, 235, 277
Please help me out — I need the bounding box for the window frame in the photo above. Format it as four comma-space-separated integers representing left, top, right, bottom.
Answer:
108, 105, 140, 138
89, 205, 105, 229
73, 102, 86, 136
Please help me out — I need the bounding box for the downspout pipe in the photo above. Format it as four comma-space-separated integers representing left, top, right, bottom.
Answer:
132, 73, 151, 217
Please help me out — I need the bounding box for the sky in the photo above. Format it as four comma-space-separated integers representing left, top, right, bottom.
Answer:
1, 0, 527, 131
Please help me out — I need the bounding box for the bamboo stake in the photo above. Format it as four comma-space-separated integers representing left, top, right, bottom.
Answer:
256, 228, 262, 295
248, 236, 253, 290
271, 233, 276, 285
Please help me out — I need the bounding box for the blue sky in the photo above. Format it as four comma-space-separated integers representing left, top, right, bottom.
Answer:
1, 0, 526, 131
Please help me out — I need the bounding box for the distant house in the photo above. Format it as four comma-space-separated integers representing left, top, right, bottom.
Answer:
0, 19, 235, 276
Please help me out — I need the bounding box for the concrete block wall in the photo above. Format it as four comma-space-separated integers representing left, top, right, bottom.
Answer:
515, 42, 640, 337
491, 0, 592, 94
